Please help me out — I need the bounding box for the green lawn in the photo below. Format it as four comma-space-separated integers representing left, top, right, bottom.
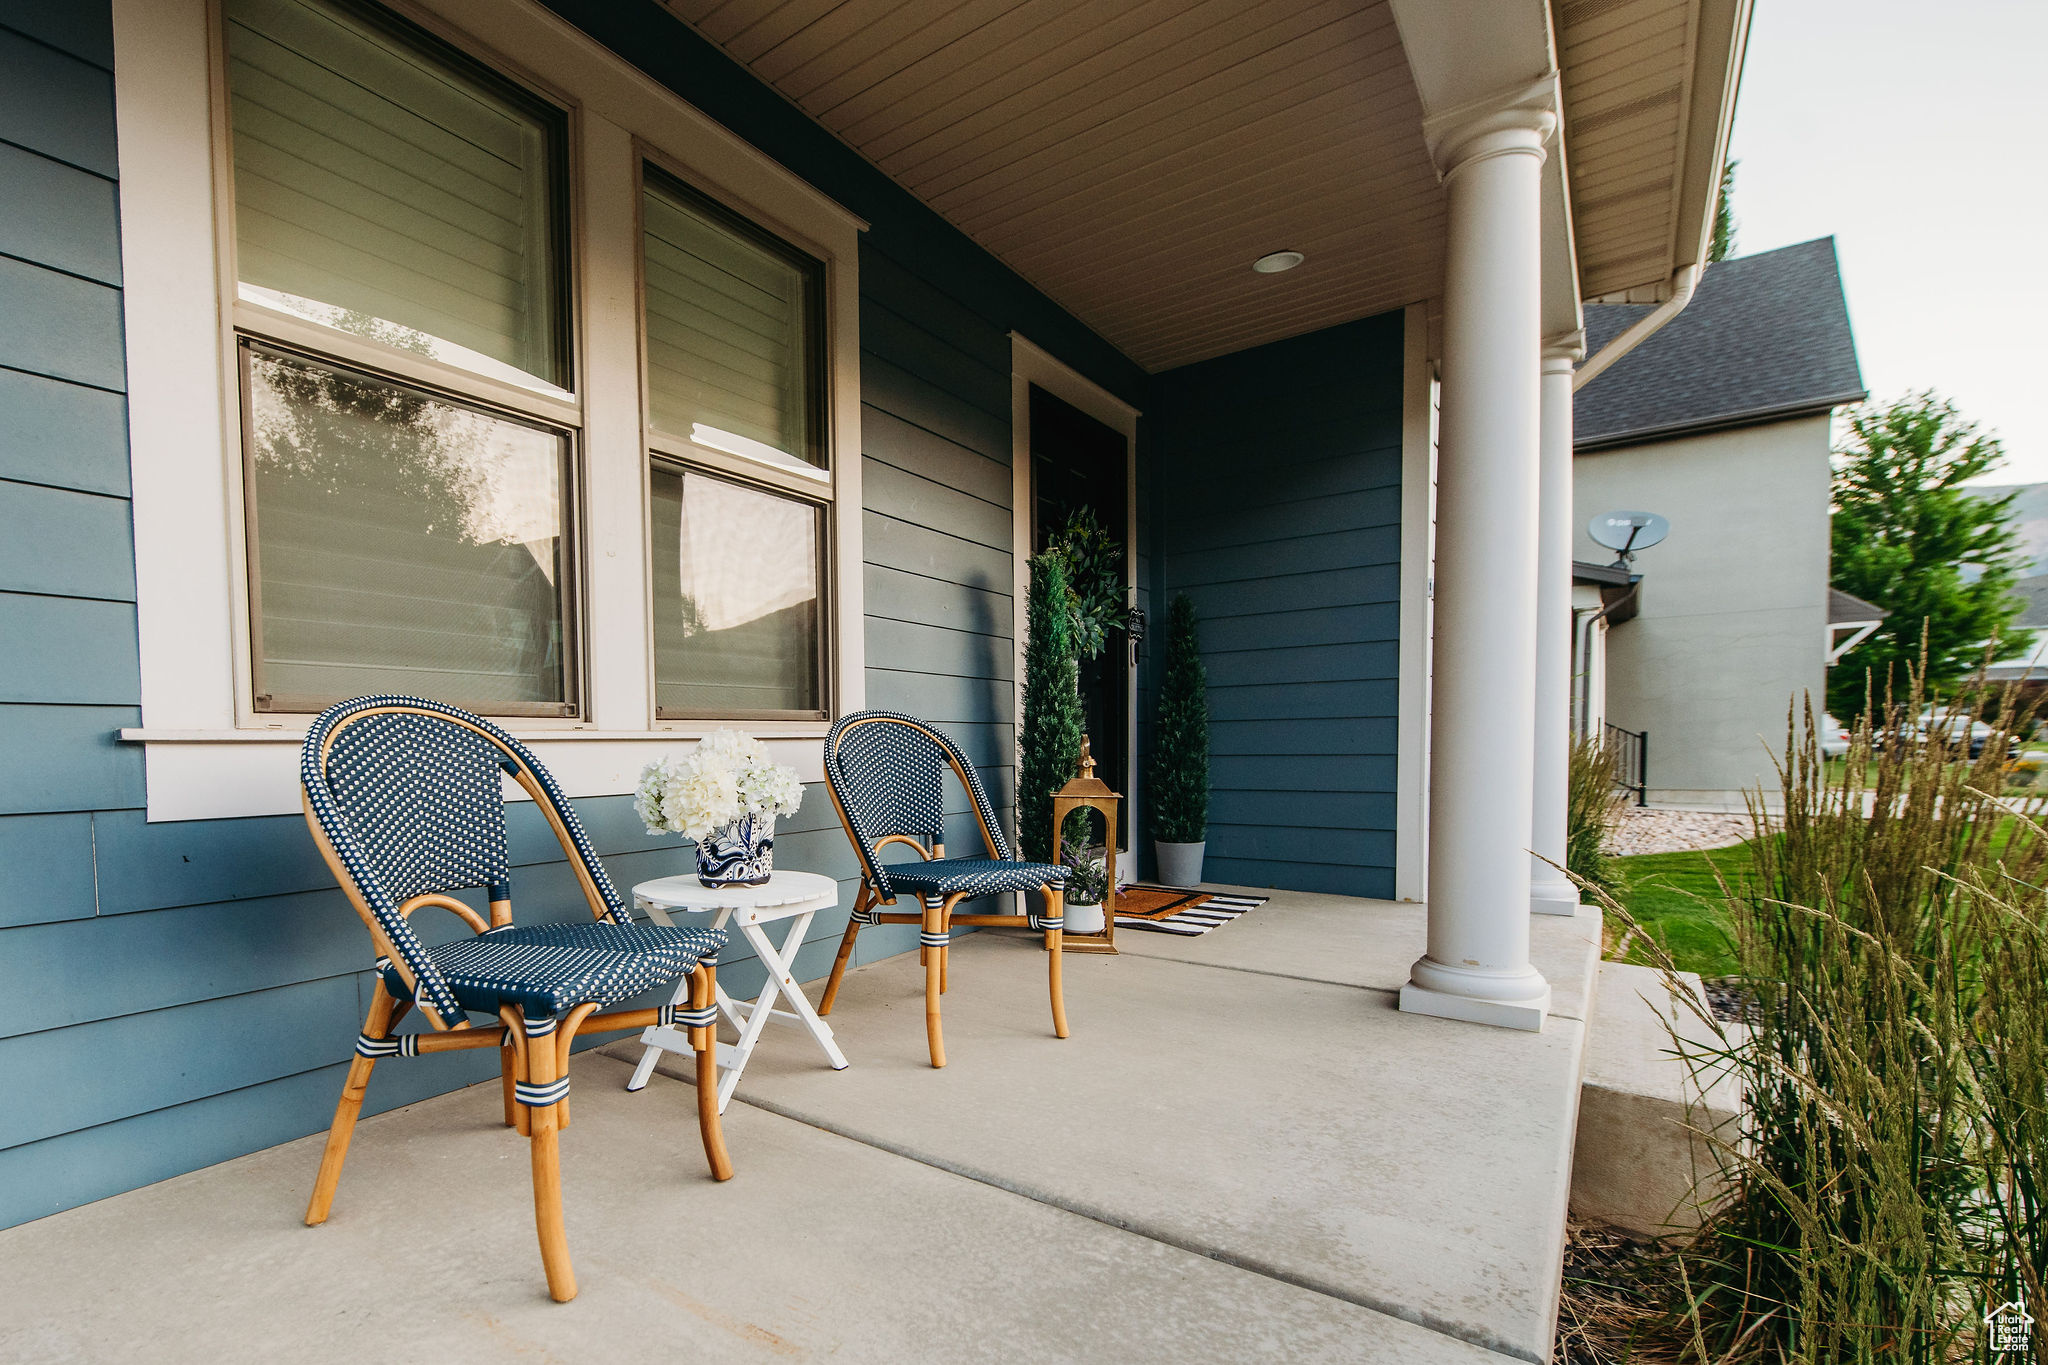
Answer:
1605, 842, 1748, 978
1603, 810, 2046, 978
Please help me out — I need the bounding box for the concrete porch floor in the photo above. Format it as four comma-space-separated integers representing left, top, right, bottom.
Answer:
0, 890, 1601, 1365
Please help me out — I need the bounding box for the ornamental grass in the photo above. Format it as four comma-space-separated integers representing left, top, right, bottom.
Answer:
1568, 732, 1627, 895
1564, 668, 2048, 1363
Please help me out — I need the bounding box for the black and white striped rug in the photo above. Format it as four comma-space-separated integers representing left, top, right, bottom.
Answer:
1114, 891, 1268, 937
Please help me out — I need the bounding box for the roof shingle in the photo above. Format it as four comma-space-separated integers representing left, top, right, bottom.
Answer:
1575, 238, 1866, 451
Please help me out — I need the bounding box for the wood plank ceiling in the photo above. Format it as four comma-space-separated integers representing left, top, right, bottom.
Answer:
661, 0, 1447, 373
663, 0, 1713, 369
1555, 0, 1697, 301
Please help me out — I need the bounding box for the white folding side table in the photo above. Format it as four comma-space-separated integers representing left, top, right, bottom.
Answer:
625, 870, 846, 1113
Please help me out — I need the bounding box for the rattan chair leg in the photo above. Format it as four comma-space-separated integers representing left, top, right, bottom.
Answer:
305, 983, 397, 1226
924, 895, 961, 1068
939, 894, 953, 993
925, 942, 945, 1068
1046, 886, 1069, 1039
692, 963, 734, 1180
499, 1040, 518, 1128
818, 884, 868, 1016
520, 1018, 576, 1302
552, 1003, 598, 1133
501, 1006, 533, 1136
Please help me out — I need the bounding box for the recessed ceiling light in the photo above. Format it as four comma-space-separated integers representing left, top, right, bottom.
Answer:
1252, 249, 1305, 274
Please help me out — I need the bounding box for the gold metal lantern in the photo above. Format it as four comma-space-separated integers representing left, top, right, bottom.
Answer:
1050, 736, 1119, 954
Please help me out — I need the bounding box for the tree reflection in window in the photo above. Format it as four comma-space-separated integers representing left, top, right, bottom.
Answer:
244, 346, 571, 709
650, 465, 820, 716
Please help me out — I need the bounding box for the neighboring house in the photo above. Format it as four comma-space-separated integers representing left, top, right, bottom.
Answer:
1969, 482, 2048, 574
1962, 482, 2048, 696
0, 0, 1746, 1226
1572, 239, 1866, 805
1978, 556, 2048, 701
1827, 588, 1888, 667
1569, 558, 1638, 738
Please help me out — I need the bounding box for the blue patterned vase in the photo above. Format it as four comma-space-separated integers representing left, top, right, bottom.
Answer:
697, 813, 774, 888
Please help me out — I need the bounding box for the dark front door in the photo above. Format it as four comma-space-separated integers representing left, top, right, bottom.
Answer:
1029, 384, 1130, 837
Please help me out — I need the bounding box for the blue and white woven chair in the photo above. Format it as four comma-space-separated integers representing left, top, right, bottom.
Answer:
819, 709, 1070, 1067
298, 695, 732, 1302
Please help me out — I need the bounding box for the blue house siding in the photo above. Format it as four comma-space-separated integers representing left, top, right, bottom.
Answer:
0, 0, 1149, 1230
1147, 312, 1406, 899
859, 242, 1019, 872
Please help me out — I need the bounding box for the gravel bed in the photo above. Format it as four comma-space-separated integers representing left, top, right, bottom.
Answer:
1604, 805, 1765, 857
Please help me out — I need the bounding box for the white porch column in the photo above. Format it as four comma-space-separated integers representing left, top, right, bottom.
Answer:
1530, 340, 1583, 916
1401, 88, 1556, 1031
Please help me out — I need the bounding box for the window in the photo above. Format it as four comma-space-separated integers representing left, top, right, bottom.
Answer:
223, 0, 578, 714
642, 170, 824, 478
643, 166, 830, 719
115, 0, 867, 819
241, 345, 573, 710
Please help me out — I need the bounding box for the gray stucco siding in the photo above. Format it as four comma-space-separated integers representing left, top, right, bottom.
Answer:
1573, 415, 1832, 802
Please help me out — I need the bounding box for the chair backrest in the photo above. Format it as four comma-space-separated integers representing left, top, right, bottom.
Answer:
824, 710, 1010, 902
301, 695, 627, 1030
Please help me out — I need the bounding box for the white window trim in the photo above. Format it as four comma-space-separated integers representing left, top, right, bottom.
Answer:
111, 0, 865, 821
1008, 333, 1141, 864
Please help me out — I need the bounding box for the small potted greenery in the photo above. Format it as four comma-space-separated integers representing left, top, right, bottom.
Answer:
1060, 842, 1110, 934
1150, 594, 1209, 886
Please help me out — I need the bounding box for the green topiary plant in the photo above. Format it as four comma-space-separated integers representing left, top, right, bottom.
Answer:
1019, 549, 1085, 864
1149, 594, 1208, 844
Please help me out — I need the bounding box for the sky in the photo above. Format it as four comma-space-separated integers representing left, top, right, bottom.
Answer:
1723, 0, 2048, 483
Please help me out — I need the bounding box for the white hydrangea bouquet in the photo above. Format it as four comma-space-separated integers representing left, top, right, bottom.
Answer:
636, 730, 803, 887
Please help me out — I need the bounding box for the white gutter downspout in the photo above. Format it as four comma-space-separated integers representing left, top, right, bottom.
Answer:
1572, 264, 1702, 392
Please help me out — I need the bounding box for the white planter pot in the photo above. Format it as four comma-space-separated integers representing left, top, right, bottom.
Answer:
1065, 899, 1107, 935
1154, 840, 1205, 888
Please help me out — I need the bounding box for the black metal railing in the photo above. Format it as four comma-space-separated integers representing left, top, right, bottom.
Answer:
1604, 722, 1648, 807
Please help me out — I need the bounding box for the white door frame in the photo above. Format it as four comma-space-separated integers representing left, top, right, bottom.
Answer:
1009, 334, 1142, 870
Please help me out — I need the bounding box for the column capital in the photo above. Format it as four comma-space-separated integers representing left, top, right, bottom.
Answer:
1543, 330, 1585, 367
1421, 74, 1560, 178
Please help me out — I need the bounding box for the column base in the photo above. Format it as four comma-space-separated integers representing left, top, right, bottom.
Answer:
1401, 956, 1552, 1031
1530, 879, 1581, 917
1401, 980, 1551, 1031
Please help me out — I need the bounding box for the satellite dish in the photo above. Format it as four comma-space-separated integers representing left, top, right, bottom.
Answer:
1587, 510, 1669, 565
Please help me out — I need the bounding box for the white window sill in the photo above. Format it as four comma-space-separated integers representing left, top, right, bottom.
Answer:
119, 727, 829, 823
117, 726, 832, 743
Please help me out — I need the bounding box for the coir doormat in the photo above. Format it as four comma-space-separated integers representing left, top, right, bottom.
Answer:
1113, 886, 1268, 937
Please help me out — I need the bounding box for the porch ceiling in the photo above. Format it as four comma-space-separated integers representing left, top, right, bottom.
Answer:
660, 0, 1746, 370
660, 0, 1446, 373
